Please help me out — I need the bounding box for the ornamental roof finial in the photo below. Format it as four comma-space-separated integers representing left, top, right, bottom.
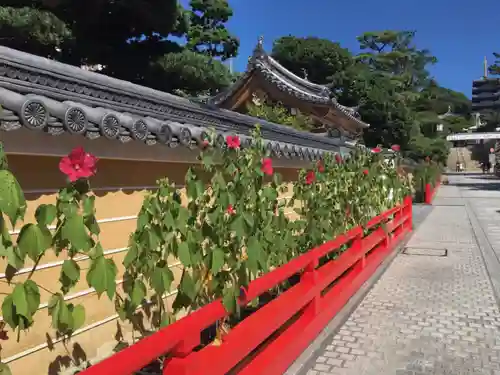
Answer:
257, 35, 264, 47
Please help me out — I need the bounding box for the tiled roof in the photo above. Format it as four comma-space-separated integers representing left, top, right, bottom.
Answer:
207, 39, 369, 129
0, 46, 361, 160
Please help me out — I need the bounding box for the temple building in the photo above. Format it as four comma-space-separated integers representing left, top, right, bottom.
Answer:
206, 37, 369, 144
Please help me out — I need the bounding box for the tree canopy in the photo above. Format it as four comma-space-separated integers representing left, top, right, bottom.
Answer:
0, 3, 472, 163
271, 31, 471, 162
0, 0, 238, 94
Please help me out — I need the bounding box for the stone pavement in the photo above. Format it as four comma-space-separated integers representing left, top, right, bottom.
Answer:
296, 174, 500, 375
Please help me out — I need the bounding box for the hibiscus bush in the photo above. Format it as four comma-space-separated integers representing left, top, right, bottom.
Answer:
291, 146, 410, 254
0, 129, 410, 373
413, 160, 442, 203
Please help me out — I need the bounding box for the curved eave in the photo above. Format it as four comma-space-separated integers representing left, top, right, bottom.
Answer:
208, 48, 369, 130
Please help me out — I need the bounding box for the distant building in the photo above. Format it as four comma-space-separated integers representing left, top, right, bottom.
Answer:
206, 37, 369, 146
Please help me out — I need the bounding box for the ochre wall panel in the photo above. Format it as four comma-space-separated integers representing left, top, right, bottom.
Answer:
1, 265, 183, 359
4, 293, 179, 375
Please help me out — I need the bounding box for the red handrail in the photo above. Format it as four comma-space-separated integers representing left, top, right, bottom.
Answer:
80, 196, 413, 375
424, 177, 441, 204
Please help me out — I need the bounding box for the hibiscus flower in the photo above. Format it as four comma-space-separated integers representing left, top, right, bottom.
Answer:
59, 147, 98, 182
226, 135, 241, 149
261, 158, 273, 175
305, 170, 315, 185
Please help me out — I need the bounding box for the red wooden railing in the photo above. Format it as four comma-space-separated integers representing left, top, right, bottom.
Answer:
81, 196, 413, 375
424, 179, 441, 205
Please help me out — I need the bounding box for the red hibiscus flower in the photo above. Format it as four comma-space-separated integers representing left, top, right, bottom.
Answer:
372, 147, 382, 153
363, 169, 369, 176
261, 158, 273, 175
201, 140, 210, 149
227, 205, 235, 215
317, 160, 325, 173
59, 147, 98, 182
335, 154, 343, 164
391, 144, 401, 152
305, 170, 315, 185
226, 135, 241, 149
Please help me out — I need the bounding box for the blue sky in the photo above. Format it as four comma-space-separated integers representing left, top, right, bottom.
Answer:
216, 0, 500, 98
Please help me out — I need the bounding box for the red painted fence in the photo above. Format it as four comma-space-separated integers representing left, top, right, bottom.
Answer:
424, 179, 441, 205
81, 196, 413, 375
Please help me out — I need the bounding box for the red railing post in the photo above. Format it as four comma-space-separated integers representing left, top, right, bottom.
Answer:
404, 196, 413, 233
392, 206, 403, 241
424, 183, 432, 204
162, 333, 201, 375
301, 258, 320, 317
351, 232, 365, 274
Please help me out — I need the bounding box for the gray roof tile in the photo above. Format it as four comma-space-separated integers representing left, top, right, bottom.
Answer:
0, 46, 363, 160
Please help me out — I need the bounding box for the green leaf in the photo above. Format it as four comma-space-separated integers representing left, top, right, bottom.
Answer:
48, 294, 71, 332
123, 243, 138, 268
61, 214, 91, 252
12, 284, 28, 318
62, 259, 80, 282
202, 154, 214, 168
177, 242, 191, 267
242, 212, 254, 228
0, 363, 12, 375
35, 204, 57, 226
151, 265, 174, 295
230, 215, 246, 238
1, 296, 16, 329
24, 280, 40, 316
72, 304, 86, 330
17, 223, 52, 261
86, 256, 117, 300
130, 279, 146, 306
214, 172, 226, 189
176, 207, 190, 231
0, 170, 26, 227
211, 247, 225, 275
6, 246, 24, 270
137, 210, 149, 230
195, 180, 204, 198
163, 211, 175, 230
84, 216, 101, 236
246, 236, 262, 274
82, 196, 95, 217
222, 286, 237, 313
180, 271, 196, 300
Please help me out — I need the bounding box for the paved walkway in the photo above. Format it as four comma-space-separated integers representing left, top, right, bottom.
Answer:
296, 174, 500, 375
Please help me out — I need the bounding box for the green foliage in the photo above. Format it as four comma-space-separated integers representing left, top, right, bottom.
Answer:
186, 0, 239, 60
488, 52, 500, 76
0, 134, 410, 373
406, 136, 450, 165
0, 7, 72, 58
291, 150, 410, 253
271, 31, 469, 164
246, 102, 314, 131
149, 50, 234, 96
0, 0, 238, 95
413, 162, 442, 203
0, 145, 107, 375
271, 36, 353, 85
